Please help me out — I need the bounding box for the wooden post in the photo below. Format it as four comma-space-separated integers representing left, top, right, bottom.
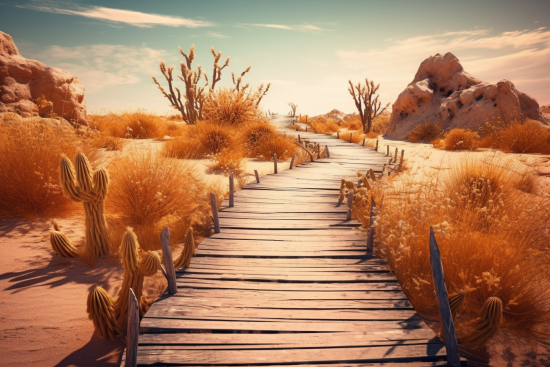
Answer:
254, 170, 260, 183
367, 197, 376, 254
346, 191, 353, 220
298, 134, 301, 143
337, 131, 339, 139
375, 140, 379, 152
386, 145, 389, 156
349, 133, 352, 143
289, 154, 296, 169
126, 288, 139, 367
160, 227, 177, 294
273, 153, 278, 174
362, 138, 366, 146
299, 113, 301, 122
326, 145, 330, 158
305, 126, 308, 132
430, 228, 461, 367
394, 148, 398, 163
400, 149, 405, 166
210, 193, 220, 233
229, 172, 234, 207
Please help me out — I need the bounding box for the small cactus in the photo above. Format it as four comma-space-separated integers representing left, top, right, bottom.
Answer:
49, 220, 79, 258
174, 228, 195, 268
59, 152, 110, 263
459, 297, 503, 349
449, 291, 465, 321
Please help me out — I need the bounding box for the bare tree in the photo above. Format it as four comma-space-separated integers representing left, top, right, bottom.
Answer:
288, 102, 298, 117
348, 79, 389, 133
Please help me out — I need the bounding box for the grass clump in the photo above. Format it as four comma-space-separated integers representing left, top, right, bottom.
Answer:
202, 88, 258, 126
496, 119, 550, 154
0, 119, 93, 219
443, 129, 480, 151
307, 116, 340, 135
88, 111, 177, 140
407, 121, 443, 142
367, 157, 550, 345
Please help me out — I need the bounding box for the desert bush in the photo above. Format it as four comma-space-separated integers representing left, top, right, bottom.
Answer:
407, 121, 443, 142
0, 119, 93, 219
372, 114, 391, 134
240, 120, 276, 156
203, 88, 258, 126
106, 151, 211, 251
308, 116, 340, 135
443, 129, 480, 151
89, 111, 167, 139
497, 119, 550, 154
339, 131, 364, 144
252, 134, 297, 161
366, 157, 550, 342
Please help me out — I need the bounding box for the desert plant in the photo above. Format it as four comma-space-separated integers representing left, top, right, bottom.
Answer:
202, 88, 258, 126
240, 120, 276, 155
407, 121, 443, 142
252, 134, 297, 161
174, 228, 195, 268
59, 152, 110, 262
459, 297, 503, 349
348, 78, 390, 133
372, 114, 391, 134
449, 292, 465, 321
87, 228, 161, 338
443, 129, 480, 151
49, 220, 79, 258
288, 102, 298, 117
497, 119, 550, 154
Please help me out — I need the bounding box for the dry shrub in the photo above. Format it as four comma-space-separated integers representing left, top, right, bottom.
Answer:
364, 131, 379, 139
0, 119, 93, 219
339, 131, 364, 144
162, 137, 199, 159
93, 135, 126, 151
163, 121, 186, 138
203, 88, 258, 126
443, 129, 480, 151
88, 111, 167, 139
252, 134, 297, 161
372, 114, 391, 134
497, 119, 550, 154
106, 151, 211, 251
240, 120, 276, 156
371, 157, 550, 341
407, 121, 443, 142
163, 121, 236, 159
308, 116, 340, 135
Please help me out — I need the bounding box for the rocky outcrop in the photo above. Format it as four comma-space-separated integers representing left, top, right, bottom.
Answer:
0, 31, 87, 125
385, 52, 546, 140
325, 109, 346, 121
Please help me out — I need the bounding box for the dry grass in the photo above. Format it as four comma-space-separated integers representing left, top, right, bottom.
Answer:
408, 121, 443, 142
443, 129, 480, 151
252, 134, 297, 161
203, 88, 259, 126
240, 120, 276, 156
106, 151, 213, 252
307, 116, 340, 135
0, 118, 95, 219
496, 119, 550, 154
341, 114, 362, 130
372, 114, 391, 134
339, 131, 364, 144
364, 157, 550, 343
88, 111, 180, 140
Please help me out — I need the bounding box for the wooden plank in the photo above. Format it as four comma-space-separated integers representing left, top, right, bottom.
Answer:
187, 256, 386, 267
126, 288, 139, 367
176, 279, 401, 291
195, 249, 367, 258
175, 271, 396, 282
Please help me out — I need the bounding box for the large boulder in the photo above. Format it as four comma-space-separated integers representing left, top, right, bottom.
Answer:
385, 52, 546, 140
0, 31, 87, 125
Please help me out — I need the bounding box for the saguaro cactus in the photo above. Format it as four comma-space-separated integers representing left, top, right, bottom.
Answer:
59, 152, 109, 262
87, 228, 161, 339
459, 297, 503, 349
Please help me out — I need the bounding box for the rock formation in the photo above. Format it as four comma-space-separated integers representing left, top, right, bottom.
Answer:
0, 31, 87, 125
385, 52, 546, 140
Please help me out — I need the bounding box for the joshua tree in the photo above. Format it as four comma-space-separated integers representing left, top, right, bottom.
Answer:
348, 78, 389, 133
153, 45, 271, 124
288, 102, 298, 117
58, 152, 110, 263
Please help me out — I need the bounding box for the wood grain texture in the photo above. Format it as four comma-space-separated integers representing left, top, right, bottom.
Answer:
160, 227, 177, 295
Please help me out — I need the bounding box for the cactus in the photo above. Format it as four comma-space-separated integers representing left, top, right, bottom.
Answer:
449, 291, 465, 321
174, 228, 195, 268
339, 179, 356, 203
86, 228, 162, 338
49, 220, 79, 258
459, 297, 503, 349
59, 152, 109, 262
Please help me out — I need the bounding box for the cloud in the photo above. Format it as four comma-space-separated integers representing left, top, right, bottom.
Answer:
207, 32, 229, 39
334, 27, 550, 106
17, 1, 212, 28
240, 23, 327, 31
250, 23, 292, 30
25, 44, 168, 92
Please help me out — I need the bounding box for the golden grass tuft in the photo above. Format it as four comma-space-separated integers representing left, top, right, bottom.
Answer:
203, 88, 258, 126
496, 119, 550, 154
339, 131, 364, 144
240, 120, 277, 156
443, 129, 480, 151
407, 121, 443, 142
372, 114, 391, 134
252, 134, 297, 161
308, 116, 340, 135
106, 151, 211, 251
0, 119, 92, 219
88, 111, 173, 139
369, 157, 550, 340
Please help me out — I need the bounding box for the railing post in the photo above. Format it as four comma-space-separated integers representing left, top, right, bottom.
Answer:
254, 170, 260, 183
305, 126, 308, 132
346, 191, 353, 220
126, 288, 139, 367
349, 133, 352, 143
289, 154, 296, 169
400, 149, 405, 167
210, 193, 220, 233
337, 131, 339, 139
298, 134, 301, 143
160, 227, 177, 294
325, 145, 330, 158
375, 140, 379, 152
229, 172, 234, 207
362, 137, 366, 146
386, 145, 389, 156
394, 148, 398, 163
273, 153, 278, 174
429, 228, 461, 367
367, 197, 376, 254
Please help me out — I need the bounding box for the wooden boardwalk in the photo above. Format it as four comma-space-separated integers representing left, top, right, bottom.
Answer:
135, 116, 461, 366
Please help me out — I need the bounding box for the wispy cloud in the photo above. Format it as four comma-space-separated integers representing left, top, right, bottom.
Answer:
334, 27, 550, 106
251, 23, 292, 30
207, 32, 229, 39
24, 44, 168, 92
239, 23, 327, 31
17, 1, 213, 28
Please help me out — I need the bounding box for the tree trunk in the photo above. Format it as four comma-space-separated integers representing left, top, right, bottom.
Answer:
83, 200, 110, 262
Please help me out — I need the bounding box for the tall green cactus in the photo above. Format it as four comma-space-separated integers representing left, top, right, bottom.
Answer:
59, 152, 110, 262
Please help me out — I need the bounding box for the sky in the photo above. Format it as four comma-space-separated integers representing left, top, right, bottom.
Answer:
1, 0, 549, 116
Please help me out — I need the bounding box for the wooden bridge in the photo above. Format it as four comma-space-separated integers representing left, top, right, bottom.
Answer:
130, 116, 465, 366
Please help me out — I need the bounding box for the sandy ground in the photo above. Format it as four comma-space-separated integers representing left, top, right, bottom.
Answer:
0, 137, 283, 367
